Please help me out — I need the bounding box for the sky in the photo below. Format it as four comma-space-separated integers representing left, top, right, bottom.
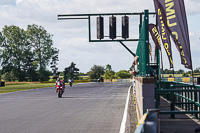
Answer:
0, 0, 200, 73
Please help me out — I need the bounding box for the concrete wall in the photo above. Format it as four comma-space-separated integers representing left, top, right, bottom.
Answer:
135, 77, 155, 120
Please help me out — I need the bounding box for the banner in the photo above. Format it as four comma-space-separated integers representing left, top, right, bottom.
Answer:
149, 24, 163, 70
155, 0, 192, 69
149, 24, 161, 50
153, 0, 174, 68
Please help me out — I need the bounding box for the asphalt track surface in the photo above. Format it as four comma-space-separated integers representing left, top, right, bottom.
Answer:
0, 82, 131, 133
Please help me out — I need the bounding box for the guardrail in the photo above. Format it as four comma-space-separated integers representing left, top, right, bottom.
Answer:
134, 109, 159, 133
161, 77, 199, 84
156, 81, 200, 119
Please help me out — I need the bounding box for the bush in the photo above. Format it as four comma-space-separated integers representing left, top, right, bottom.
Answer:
49, 78, 56, 82
182, 73, 189, 77
2, 72, 17, 81
115, 70, 131, 79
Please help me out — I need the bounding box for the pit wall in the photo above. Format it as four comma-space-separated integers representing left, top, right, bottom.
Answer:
135, 77, 155, 120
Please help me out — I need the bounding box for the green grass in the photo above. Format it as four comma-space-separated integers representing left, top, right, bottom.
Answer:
0, 83, 55, 94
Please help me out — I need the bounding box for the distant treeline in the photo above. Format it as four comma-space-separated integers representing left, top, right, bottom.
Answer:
161, 67, 200, 74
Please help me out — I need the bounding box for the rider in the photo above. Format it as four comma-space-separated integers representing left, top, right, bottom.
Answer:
55, 78, 65, 92
60, 79, 65, 92
55, 78, 60, 84
68, 77, 73, 87
68, 77, 72, 83
55, 78, 60, 93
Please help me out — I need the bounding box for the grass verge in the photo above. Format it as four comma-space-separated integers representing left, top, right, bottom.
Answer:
0, 83, 55, 94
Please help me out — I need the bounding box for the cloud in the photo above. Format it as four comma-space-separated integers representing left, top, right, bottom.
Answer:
185, 0, 200, 15
16, 0, 23, 3
0, 0, 15, 6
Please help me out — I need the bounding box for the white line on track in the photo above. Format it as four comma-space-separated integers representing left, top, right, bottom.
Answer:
119, 85, 132, 133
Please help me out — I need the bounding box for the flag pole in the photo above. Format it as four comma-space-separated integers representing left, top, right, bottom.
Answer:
192, 67, 194, 85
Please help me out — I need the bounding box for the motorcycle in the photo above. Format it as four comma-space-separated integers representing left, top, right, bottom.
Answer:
68, 79, 73, 87
56, 81, 64, 98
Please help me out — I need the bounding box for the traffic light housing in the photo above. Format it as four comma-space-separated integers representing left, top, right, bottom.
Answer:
97, 16, 104, 39
122, 16, 129, 39
109, 16, 116, 39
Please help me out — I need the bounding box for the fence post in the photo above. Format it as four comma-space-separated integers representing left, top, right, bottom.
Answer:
194, 86, 198, 119
170, 92, 175, 119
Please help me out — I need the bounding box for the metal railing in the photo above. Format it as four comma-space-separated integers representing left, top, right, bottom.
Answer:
156, 81, 200, 119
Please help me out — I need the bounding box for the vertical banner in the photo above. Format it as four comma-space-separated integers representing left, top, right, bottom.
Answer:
149, 24, 163, 70
149, 24, 161, 50
152, 1, 174, 68
156, 0, 192, 69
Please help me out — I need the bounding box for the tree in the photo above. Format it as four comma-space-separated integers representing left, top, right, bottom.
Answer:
177, 69, 184, 74
115, 70, 131, 79
105, 64, 112, 72
162, 69, 172, 74
78, 72, 87, 76
0, 25, 31, 81
50, 50, 59, 78
37, 69, 51, 82
0, 24, 59, 82
104, 64, 115, 80
194, 67, 200, 73
64, 62, 80, 81
69, 62, 79, 80
27, 24, 59, 81
24, 55, 38, 81
104, 70, 115, 79
186, 71, 192, 74
87, 65, 105, 79
1, 71, 17, 81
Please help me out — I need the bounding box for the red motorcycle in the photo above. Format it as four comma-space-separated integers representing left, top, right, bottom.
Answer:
56, 81, 65, 98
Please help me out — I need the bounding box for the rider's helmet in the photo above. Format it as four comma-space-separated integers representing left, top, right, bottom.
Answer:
57, 78, 60, 81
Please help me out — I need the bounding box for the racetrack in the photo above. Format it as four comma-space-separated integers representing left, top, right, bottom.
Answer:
0, 82, 131, 133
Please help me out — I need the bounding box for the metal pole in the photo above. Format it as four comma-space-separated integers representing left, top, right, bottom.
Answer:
119, 41, 136, 57
139, 13, 143, 34
58, 12, 156, 18
88, 15, 91, 42
144, 10, 150, 77
192, 67, 194, 85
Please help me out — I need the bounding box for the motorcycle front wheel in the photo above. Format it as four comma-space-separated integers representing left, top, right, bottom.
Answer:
58, 90, 62, 98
